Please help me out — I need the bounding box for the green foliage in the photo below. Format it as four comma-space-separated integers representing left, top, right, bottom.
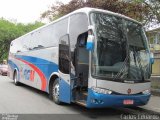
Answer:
41, 0, 160, 27
126, 0, 160, 28
0, 18, 44, 62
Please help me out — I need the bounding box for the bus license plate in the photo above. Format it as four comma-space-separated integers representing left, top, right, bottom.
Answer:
123, 100, 134, 105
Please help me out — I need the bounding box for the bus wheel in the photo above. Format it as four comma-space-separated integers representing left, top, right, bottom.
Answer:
14, 71, 20, 86
51, 78, 61, 104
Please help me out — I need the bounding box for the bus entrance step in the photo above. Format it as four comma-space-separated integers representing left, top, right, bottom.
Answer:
75, 100, 86, 107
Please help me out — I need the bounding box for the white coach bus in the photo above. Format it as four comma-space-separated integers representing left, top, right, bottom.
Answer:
8, 7, 153, 108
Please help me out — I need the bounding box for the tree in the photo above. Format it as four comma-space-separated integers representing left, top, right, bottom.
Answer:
0, 19, 44, 62
41, 0, 152, 26
127, 0, 160, 28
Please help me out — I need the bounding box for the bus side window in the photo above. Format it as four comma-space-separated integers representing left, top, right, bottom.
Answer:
59, 35, 70, 74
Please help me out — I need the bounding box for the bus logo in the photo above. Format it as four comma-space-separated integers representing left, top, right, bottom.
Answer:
127, 88, 131, 94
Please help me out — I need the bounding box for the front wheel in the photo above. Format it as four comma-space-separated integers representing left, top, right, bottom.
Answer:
50, 78, 61, 104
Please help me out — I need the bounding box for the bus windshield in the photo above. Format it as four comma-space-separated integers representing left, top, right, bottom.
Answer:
90, 12, 151, 82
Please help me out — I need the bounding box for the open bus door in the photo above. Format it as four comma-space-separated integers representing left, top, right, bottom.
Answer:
58, 34, 71, 103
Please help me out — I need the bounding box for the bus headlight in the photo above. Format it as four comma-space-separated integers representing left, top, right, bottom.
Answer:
142, 89, 150, 95
91, 87, 112, 94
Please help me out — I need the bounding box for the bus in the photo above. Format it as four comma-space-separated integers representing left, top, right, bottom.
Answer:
8, 7, 153, 108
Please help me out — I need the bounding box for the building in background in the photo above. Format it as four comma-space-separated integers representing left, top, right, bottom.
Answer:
147, 26, 160, 76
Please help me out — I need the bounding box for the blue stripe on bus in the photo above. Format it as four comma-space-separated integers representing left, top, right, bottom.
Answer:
15, 55, 71, 102
8, 60, 20, 80
8, 60, 19, 72
15, 55, 58, 80
9, 55, 58, 92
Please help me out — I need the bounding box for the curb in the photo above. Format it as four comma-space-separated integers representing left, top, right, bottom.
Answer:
151, 76, 160, 81
151, 90, 160, 97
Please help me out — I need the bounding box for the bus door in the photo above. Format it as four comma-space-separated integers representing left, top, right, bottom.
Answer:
58, 34, 71, 103
75, 32, 89, 89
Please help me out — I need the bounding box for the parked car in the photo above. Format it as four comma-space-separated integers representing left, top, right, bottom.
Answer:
0, 64, 8, 76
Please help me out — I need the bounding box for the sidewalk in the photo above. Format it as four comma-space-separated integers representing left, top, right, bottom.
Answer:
139, 76, 160, 114
152, 89, 160, 96
140, 95, 160, 114
151, 76, 160, 96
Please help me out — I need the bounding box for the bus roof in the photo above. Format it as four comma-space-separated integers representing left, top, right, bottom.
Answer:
12, 7, 141, 42
73, 7, 141, 24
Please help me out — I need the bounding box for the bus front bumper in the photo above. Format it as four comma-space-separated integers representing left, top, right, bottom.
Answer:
86, 89, 151, 108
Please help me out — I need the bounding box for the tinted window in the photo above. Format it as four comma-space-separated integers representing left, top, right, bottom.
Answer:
59, 35, 70, 74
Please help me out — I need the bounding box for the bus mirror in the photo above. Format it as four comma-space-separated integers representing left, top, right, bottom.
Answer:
86, 25, 94, 51
150, 52, 154, 64
86, 34, 94, 51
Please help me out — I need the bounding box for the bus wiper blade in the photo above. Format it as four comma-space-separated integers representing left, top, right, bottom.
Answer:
124, 80, 134, 83
135, 50, 145, 81
113, 55, 129, 80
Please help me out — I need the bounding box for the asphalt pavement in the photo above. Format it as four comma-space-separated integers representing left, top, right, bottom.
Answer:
0, 76, 159, 120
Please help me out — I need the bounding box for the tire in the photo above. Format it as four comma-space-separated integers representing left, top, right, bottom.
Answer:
13, 71, 20, 86
50, 78, 61, 104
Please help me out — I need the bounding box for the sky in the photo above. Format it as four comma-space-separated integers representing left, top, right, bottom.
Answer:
0, 0, 71, 24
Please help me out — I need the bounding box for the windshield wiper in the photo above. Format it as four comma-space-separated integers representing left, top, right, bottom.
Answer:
133, 48, 145, 81
113, 54, 129, 80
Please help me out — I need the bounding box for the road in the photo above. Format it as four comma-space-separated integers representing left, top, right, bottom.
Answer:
0, 76, 156, 120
